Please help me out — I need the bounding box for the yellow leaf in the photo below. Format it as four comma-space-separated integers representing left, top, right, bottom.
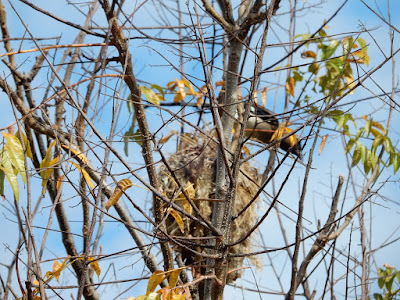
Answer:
40, 140, 57, 179
270, 126, 297, 147
3, 132, 26, 184
88, 256, 101, 279
319, 135, 328, 155
301, 51, 316, 59
15, 130, 33, 159
215, 80, 225, 86
176, 181, 194, 215
261, 87, 267, 107
371, 120, 386, 134
166, 208, 185, 233
286, 77, 295, 97
182, 79, 196, 95
105, 179, 133, 210
171, 294, 186, 300
62, 145, 91, 166
0, 156, 20, 201
196, 85, 208, 108
270, 126, 285, 143
242, 144, 251, 156
167, 81, 177, 91
41, 156, 61, 193
56, 175, 65, 191
158, 287, 172, 300
184, 181, 195, 199
167, 268, 184, 288
176, 79, 186, 101
147, 271, 166, 295
159, 130, 178, 144
173, 91, 185, 103
140, 86, 161, 105
69, 161, 95, 189
46, 258, 69, 282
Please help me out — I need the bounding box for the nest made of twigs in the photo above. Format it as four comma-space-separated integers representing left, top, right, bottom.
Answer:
158, 134, 261, 283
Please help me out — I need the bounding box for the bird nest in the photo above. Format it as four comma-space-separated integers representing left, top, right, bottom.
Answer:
158, 135, 261, 283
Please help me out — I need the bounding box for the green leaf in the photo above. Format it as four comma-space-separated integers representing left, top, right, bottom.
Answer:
321, 40, 341, 60
133, 129, 143, 146
15, 130, 33, 159
0, 150, 19, 201
378, 269, 385, 288
0, 168, 4, 197
3, 132, 26, 184
372, 135, 384, 153
345, 138, 355, 153
384, 137, 395, 153
364, 119, 371, 137
355, 128, 364, 140
373, 293, 383, 300
140, 86, 161, 105
352, 141, 363, 167
126, 93, 132, 113
308, 62, 319, 74
364, 149, 378, 175
356, 38, 370, 66
151, 84, 165, 97
360, 144, 367, 164
394, 154, 400, 174
318, 29, 327, 37
335, 113, 351, 130
294, 33, 311, 41
386, 275, 394, 293
326, 58, 343, 74
342, 36, 354, 54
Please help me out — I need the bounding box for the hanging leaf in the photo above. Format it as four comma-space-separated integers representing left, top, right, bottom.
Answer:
182, 79, 196, 95
88, 256, 101, 279
140, 86, 162, 105
159, 130, 178, 144
196, 85, 208, 108
151, 84, 165, 99
173, 79, 186, 102
242, 144, 251, 156
105, 178, 133, 210
56, 175, 65, 191
0, 162, 19, 201
319, 135, 328, 155
177, 181, 195, 215
62, 145, 91, 166
45, 258, 69, 282
0, 168, 5, 199
15, 130, 33, 159
286, 77, 295, 97
166, 208, 185, 233
351, 141, 363, 167
261, 87, 267, 107
69, 161, 95, 189
40, 156, 61, 193
146, 271, 166, 295
167, 268, 184, 288
215, 80, 225, 86
3, 132, 26, 184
